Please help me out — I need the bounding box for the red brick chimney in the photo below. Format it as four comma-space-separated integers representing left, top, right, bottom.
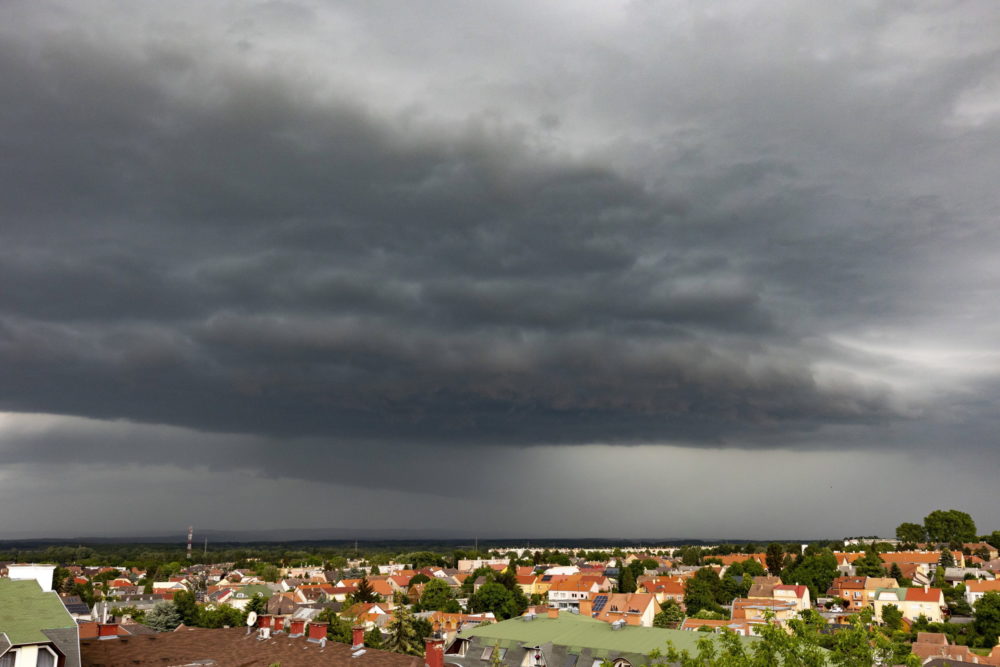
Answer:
289, 619, 306, 637
425, 635, 445, 667
352, 625, 365, 650
97, 623, 119, 640
547, 607, 559, 619
308, 621, 328, 643
579, 598, 593, 617
273, 616, 285, 632
259, 615, 272, 629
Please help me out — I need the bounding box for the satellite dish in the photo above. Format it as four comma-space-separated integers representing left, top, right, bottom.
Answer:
246, 611, 258, 627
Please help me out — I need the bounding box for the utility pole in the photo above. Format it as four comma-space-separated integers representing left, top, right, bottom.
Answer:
186, 526, 193, 560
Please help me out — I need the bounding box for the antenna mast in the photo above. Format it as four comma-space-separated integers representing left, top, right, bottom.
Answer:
186, 525, 193, 560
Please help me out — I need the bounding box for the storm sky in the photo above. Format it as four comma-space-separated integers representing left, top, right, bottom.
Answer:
2, 0, 999, 540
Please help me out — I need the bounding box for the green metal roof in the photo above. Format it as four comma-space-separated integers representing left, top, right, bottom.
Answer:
0, 579, 76, 645
457, 612, 755, 656
233, 584, 273, 598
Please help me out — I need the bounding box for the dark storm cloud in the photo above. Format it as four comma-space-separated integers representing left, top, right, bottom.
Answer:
2, 0, 1000, 477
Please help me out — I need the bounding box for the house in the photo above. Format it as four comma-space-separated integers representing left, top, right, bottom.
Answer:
772, 584, 811, 611
731, 597, 799, 625
964, 543, 1000, 561
0, 577, 81, 667
872, 586, 947, 623
368, 578, 394, 599
746, 576, 783, 599
417, 611, 494, 642
679, 618, 764, 636
266, 592, 299, 615
881, 550, 962, 574
965, 580, 1000, 607
911, 632, 1000, 666
637, 576, 685, 607
708, 554, 767, 568
547, 577, 600, 610
515, 575, 538, 597
585, 593, 661, 627
832, 552, 865, 573
945, 567, 994, 584
443, 608, 756, 667
826, 576, 867, 610
151, 581, 188, 594
342, 602, 393, 631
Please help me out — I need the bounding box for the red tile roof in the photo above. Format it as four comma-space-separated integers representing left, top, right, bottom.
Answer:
904, 587, 944, 602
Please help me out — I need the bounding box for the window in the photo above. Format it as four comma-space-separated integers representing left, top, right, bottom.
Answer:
482, 647, 494, 661
36, 648, 56, 667
521, 649, 542, 666
0, 651, 14, 667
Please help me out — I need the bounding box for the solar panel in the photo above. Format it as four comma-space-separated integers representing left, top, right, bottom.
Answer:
591, 595, 608, 613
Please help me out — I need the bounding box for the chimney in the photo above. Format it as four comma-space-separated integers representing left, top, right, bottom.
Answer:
424, 635, 445, 667
97, 623, 119, 640
308, 621, 329, 643
924, 584, 929, 593
273, 616, 285, 632
352, 625, 365, 650
259, 615, 272, 629
547, 607, 559, 619
579, 599, 593, 617
288, 619, 306, 638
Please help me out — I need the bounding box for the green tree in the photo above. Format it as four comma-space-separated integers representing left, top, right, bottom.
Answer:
461, 566, 495, 598
469, 582, 524, 620
684, 568, 726, 617
245, 593, 268, 616
655, 613, 834, 667
172, 590, 199, 625
145, 601, 183, 632
940, 548, 955, 567
351, 576, 379, 604
618, 566, 636, 593
882, 604, 903, 632
986, 531, 1000, 550
853, 547, 885, 578
198, 604, 243, 628
924, 509, 977, 544
974, 591, 1000, 647
896, 522, 927, 545
60, 571, 77, 595
653, 599, 684, 628
739, 559, 765, 577
364, 627, 383, 648
680, 547, 702, 567
765, 543, 784, 574
418, 578, 460, 612
888, 563, 904, 583
829, 609, 918, 667
384, 606, 422, 656
781, 549, 840, 600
